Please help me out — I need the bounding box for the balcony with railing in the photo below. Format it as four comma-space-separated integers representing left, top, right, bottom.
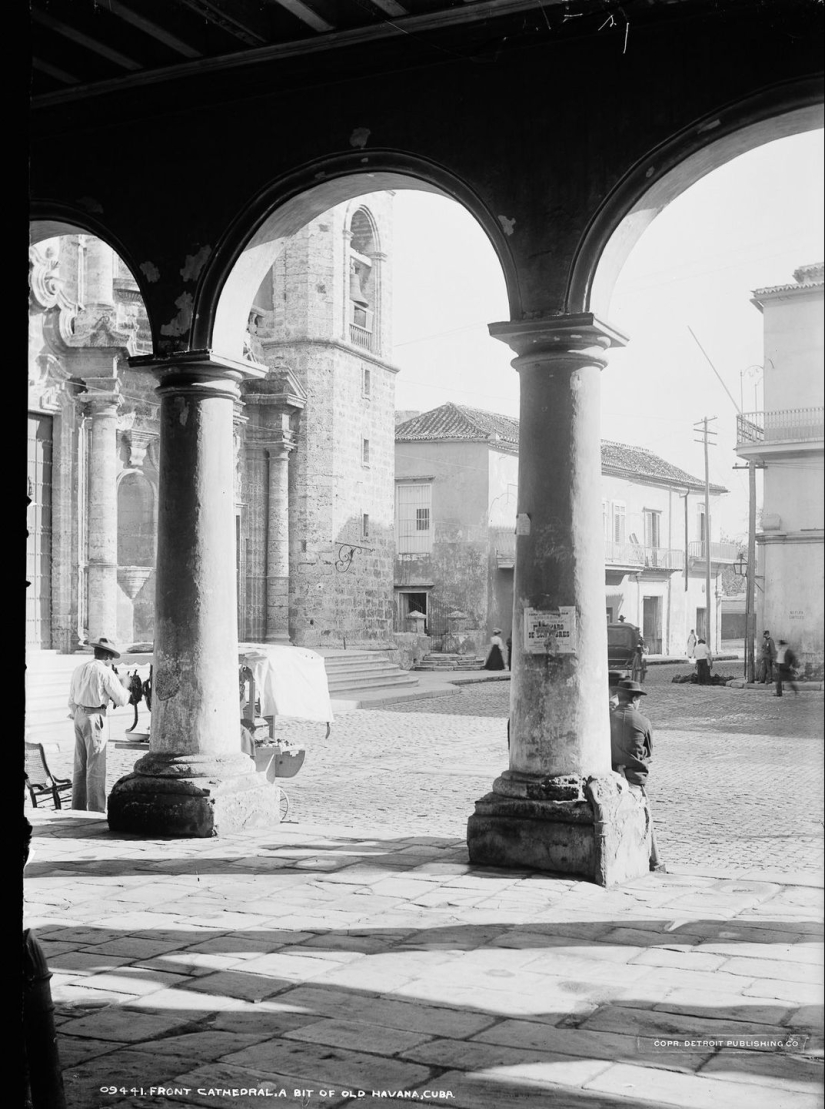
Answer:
604, 541, 684, 571
350, 323, 377, 352
688, 540, 741, 564
736, 407, 824, 450
492, 530, 685, 571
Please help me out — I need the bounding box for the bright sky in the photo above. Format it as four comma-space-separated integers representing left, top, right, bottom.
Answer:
390, 128, 824, 541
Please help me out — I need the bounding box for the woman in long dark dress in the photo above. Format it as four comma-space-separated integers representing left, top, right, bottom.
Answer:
483, 629, 507, 671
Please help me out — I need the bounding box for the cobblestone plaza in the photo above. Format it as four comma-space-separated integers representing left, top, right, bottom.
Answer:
91, 664, 825, 877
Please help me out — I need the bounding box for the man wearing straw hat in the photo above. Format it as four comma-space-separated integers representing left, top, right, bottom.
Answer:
68, 637, 131, 812
610, 679, 665, 873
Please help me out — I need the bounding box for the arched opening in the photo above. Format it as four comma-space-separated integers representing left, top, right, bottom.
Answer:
213, 169, 513, 656
584, 108, 823, 669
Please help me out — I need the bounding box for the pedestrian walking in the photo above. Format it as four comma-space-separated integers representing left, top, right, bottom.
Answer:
758, 630, 776, 684
482, 629, 507, 671
694, 638, 713, 684
610, 679, 665, 872
68, 637, 131, 812
774, 639, 800, 697
505, 634, 512, 670
686, 629, 697, 658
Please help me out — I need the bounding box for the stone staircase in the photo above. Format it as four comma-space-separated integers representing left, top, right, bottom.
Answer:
413, 652, 486, 672
24, 647, 420, 742
318, 649, 419, 697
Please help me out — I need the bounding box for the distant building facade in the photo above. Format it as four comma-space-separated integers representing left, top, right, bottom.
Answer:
395, 403, 734, 654
736, 262, 824, 676
27, 193, 399, 653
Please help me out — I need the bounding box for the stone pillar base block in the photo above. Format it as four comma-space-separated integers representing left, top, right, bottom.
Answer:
466, 774, 651, 886
107, 769, 282, 837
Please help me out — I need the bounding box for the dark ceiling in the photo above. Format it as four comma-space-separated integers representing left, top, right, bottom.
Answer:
29, 0, 708, 108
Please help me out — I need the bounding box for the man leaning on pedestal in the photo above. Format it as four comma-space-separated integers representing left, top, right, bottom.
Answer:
610, 679, 665, 873
68, 637, 131, 813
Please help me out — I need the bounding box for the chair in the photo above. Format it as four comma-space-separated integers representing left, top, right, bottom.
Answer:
24, 742, 72, 810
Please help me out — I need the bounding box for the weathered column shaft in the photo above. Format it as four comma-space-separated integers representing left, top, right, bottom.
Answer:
152, 377, 240, 756
467, 315, 652, 886
82, 236, 115, 314
265, 441, 293, 644
108, 353, 281, 837
510, 349, 610, 778
86, 395, 119, 639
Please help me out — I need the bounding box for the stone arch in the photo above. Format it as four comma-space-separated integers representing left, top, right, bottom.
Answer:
203, 153, 518, 362
29, 206, 153, 320
568, 78, 824, 319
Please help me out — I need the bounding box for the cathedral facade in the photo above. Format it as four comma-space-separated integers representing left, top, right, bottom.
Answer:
27, 193, 398, 654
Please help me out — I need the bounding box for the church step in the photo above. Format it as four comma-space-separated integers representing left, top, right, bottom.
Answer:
326, 673, 419, 693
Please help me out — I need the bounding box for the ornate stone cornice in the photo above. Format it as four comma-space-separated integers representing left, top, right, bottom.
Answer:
243, 360, 307, 412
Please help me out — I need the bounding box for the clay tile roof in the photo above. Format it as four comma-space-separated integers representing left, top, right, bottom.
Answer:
753, 262, 825, 297
396, 403, 726, 493
600, 440, 726, 493
395, 402, 520, 447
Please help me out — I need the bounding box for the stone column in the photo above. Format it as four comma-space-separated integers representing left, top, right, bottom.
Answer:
466, 315, 652, 886
108, 352, 281, 837
85, 390, 120, 641
82, 236, 115, 316
264, 412, 296, 644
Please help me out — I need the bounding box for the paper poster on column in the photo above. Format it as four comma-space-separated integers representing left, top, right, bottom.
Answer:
524, 607, 578, 654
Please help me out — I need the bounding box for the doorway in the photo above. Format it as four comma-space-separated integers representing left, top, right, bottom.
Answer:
643, 596, 662, 653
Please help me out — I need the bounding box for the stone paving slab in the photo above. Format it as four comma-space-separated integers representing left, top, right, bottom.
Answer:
27, 804, 824, 1109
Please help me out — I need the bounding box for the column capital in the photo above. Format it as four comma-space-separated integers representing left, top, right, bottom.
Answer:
83, 382, 121, 417
130, 349, 268, 402
489, 314, 628, 367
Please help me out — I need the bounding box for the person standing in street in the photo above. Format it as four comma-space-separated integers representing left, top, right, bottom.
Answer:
686, 629, 697, 659
774, 639, 800, 697
610, 679, 664, 872
694, 638, 712, 684
483, 629, 507, 671
68, 637, 131, 812
758, 630, 776, 684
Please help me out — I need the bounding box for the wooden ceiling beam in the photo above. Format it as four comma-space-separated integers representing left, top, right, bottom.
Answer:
31, 9, 143, 71
174, 0, 270, 47
32, 57, 80, 85
269, 0, 334, 34
103, 0, 203, 59
365, 0, 408, 16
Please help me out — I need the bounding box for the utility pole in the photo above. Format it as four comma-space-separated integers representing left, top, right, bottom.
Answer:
733, 458, 762, 684
693, 417, 718, 650
746, 459, 756, 682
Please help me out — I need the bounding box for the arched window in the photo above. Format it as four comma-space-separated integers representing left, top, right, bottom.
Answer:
348, 208, 378, 351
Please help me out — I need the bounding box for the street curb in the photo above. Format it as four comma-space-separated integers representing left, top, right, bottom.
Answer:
726, 680, 823, 691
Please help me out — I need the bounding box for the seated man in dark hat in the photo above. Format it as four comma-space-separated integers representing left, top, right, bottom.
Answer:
68, 637, 132, 812
609, 679, 665, 872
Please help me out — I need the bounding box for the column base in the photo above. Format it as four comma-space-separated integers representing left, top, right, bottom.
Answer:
466, 774, 651, 887
107, 752, 282, 837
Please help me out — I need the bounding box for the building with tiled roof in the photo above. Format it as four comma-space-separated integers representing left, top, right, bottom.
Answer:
395, 403, 736, 656
397, 404, 726, 493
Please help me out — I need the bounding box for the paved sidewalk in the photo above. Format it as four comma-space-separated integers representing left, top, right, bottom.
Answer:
26, 808, 823, 1109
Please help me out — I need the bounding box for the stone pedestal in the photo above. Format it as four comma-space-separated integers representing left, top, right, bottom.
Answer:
466, 315, 651, 886
108, 352, 280, 837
